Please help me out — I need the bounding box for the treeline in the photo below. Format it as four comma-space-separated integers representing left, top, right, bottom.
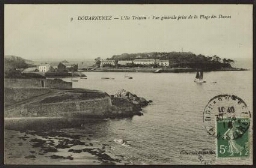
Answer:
106, 52, 234, 70
4, 55, 37, 78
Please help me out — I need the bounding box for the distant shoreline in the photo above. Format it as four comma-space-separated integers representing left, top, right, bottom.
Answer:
81, 67, 249, 73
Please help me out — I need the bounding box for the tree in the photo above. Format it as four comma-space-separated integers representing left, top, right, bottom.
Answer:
226, 59, 235, 65
94, 57, 101, 67
212, 55, 221, 62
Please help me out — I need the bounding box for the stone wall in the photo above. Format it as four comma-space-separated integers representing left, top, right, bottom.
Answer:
4, 78, 72, 89
45, 79, 72, 89
4, 88, 52, 107
4, 86, 144, 118
23, 97, 112, 118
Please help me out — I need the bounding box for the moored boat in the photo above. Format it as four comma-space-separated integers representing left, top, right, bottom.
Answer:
194, 70, 206, 83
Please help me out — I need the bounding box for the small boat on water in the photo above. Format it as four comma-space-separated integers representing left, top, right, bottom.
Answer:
124, 74, 133, 79
80, 77, 87, 79
154, 69, 162, 73
194, 70, 206, 84
101, 77, 115, 80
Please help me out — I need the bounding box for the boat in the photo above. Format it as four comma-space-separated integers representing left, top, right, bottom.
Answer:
101, 77, 115, 80
154, 69, 162, 73
194, 70, 206, 83
124, 74, 133, 79
80, 77, 87, 79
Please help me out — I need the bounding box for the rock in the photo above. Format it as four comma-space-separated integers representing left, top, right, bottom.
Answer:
111, 89, 152, 117
139, 97, 148, 106
50, 154, 74, 160
132, 100, 139, 105
70, 139, 85, 145
30, 138, 46, 143
68, 149, 82, 153
73, 149, 82, 153
42, 145, 58, 152
56, 140, 71, 149
50, 155, 66, 159
66, 156, 74, 160
25, 155, 36, 159
113, 89, 151, 108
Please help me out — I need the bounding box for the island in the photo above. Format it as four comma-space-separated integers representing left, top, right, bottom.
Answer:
94, 52, 247, 73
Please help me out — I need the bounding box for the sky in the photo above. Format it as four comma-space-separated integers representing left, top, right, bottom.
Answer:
5, 4, 253, 61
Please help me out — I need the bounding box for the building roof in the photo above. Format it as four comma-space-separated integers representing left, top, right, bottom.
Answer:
59, 62, 77, 66
22, 67, 38, 73
49, 62, 59, 67
118, 60, 133, 62
102, 59, 115, 62
61, 60, 69, 63
134, 59, 156, 62
39, 63, 51, 67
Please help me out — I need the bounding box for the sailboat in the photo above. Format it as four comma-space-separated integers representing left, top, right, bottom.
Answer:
194, 70, 206, 83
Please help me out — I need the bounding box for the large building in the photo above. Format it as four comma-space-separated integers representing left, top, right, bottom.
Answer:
100, 59, 115, 67
38, 64, 53, 72
158, 60, 169, 67
58, 61, 78, 72
133, 59, 158, 65
117, 60, 133, 66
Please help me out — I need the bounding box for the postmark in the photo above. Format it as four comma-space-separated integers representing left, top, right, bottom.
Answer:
203, 94, 251, 158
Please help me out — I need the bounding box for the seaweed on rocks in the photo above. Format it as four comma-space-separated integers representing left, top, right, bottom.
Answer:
50, 155, 73, 160
25, 155, 36, 159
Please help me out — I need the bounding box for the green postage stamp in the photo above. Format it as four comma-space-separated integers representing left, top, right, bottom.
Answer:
216, 118, 250, 158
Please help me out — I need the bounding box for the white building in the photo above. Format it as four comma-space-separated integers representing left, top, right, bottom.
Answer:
158, 60, 169, 67
100, 59, 115, 67
38, 64, 53, 72
133, 59, 158, 65
118, 60, 133, 65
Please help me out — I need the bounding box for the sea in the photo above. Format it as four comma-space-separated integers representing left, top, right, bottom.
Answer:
5, 70, 253, 165
68, 71, 253, 164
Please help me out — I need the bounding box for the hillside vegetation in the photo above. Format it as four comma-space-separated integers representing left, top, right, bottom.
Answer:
105, 52, 235, 70
4, 55, 35, 78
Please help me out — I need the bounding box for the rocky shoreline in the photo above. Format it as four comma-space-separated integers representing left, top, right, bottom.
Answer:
5, 128, 129, 165
4, 80, 152, 165
110, 89, 152, 117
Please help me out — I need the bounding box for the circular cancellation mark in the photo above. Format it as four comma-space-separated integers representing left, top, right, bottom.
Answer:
203, 94, 251, 136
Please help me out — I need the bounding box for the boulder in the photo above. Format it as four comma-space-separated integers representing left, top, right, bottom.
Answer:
110, 89, 152, 117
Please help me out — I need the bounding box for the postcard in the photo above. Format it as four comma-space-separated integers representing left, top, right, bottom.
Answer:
4, 4, 253, 165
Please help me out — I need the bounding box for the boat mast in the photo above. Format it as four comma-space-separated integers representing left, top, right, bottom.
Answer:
200, 71, 203, 80
196, 71, 200, 79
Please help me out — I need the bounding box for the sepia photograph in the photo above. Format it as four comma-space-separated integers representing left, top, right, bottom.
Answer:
4, 4, 253, 165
